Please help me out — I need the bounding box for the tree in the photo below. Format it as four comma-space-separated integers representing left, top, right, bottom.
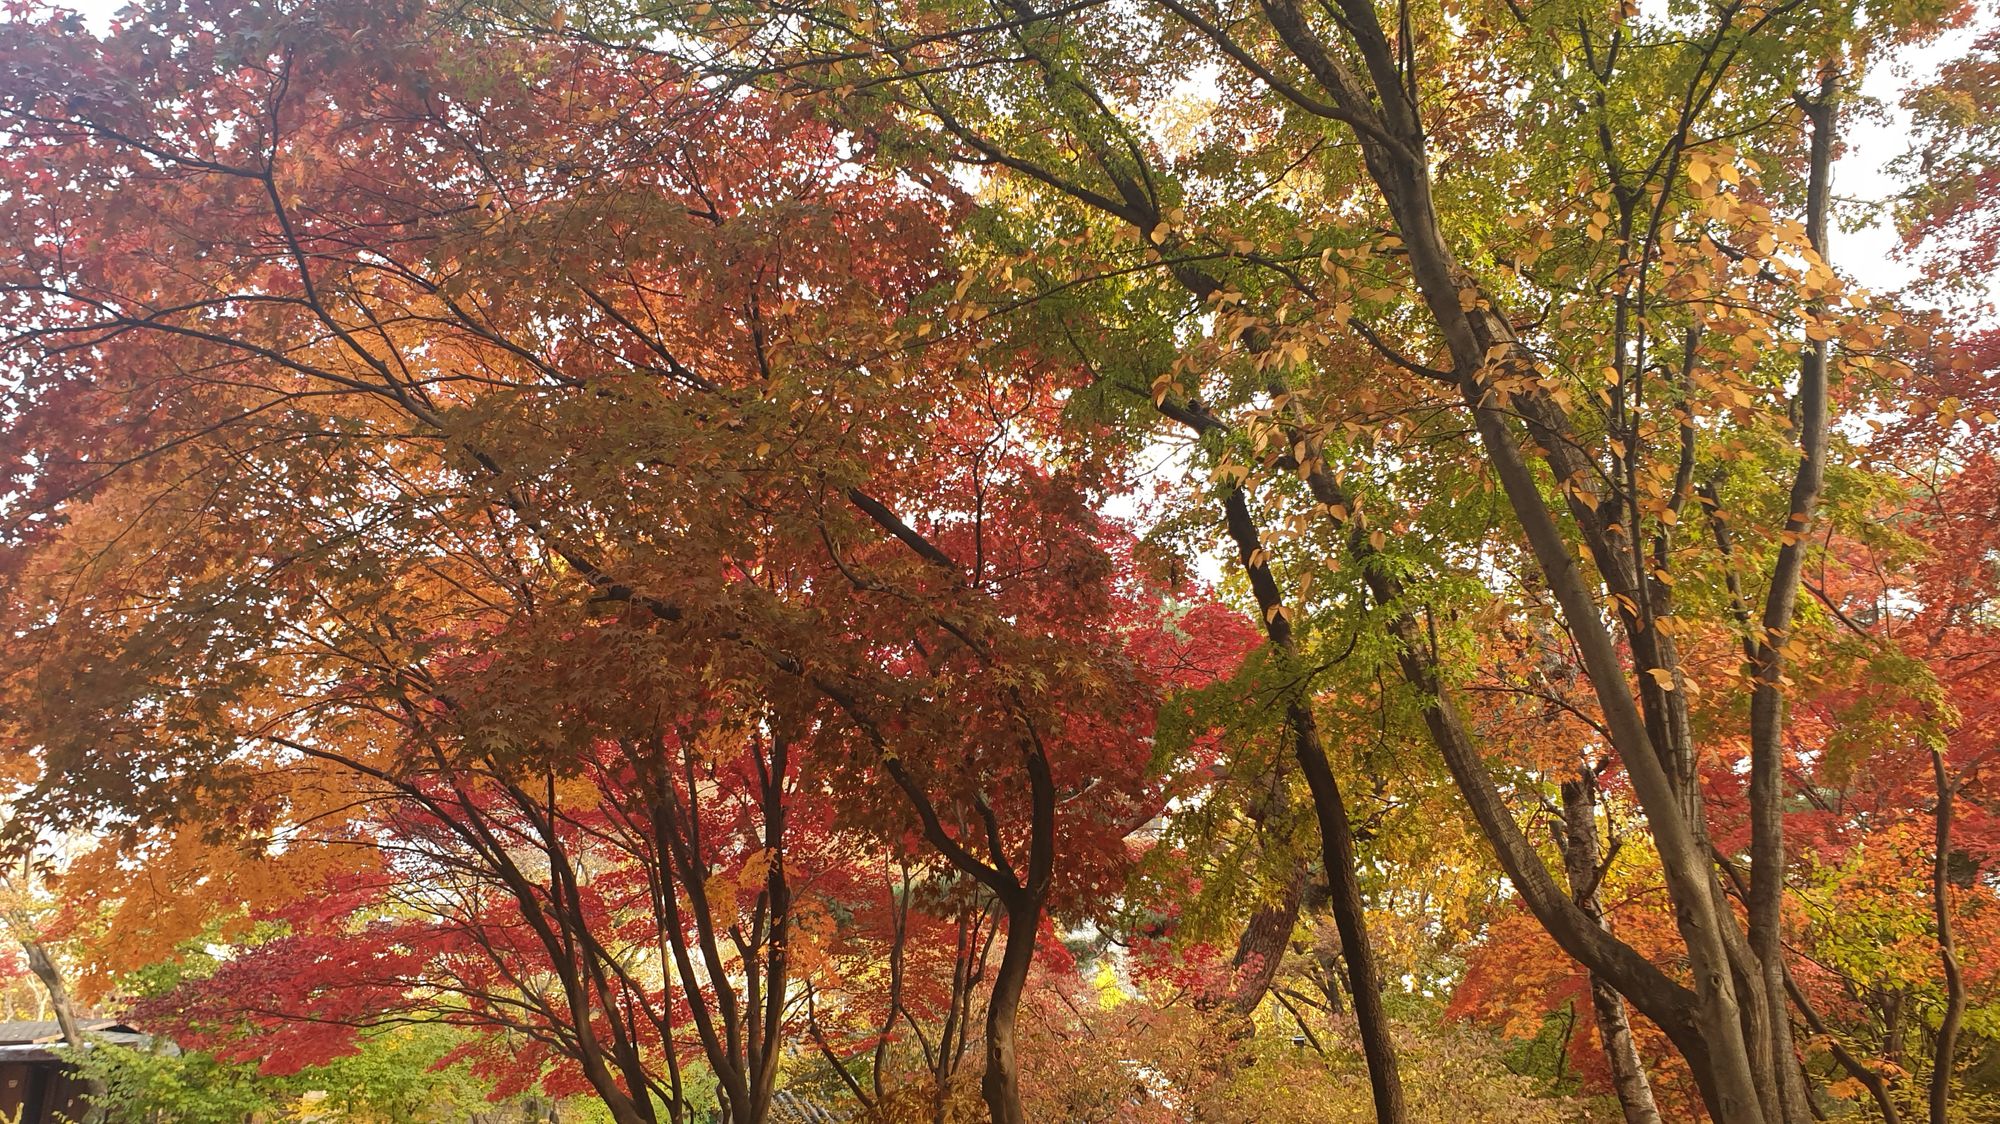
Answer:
1451, 400, 2000, 1120
0, 5, 1237, 1122
0, 861, 109, 1124
7, 2, 1996, 1122
623, 0, 1973, 1118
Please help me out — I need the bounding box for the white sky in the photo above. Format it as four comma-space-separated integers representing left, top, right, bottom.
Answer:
1839, 20, 1989, 296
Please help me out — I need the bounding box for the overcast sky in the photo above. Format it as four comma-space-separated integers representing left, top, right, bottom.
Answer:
1840, 20, 1989, 296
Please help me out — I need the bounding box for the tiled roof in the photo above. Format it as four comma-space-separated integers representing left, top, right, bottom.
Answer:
0, 1020, 140, 1046
770, 1088, 844, 1123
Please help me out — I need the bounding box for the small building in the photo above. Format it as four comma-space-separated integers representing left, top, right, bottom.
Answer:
0, 1019, 149, 1124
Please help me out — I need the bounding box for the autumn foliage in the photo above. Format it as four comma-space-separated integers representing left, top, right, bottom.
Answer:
0, 1, 1996, 1123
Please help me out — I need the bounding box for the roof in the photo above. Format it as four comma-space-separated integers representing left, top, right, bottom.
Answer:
0, 1020, 156, 1062
0, 1020, 144, 1045
771, 1088, 844, 1123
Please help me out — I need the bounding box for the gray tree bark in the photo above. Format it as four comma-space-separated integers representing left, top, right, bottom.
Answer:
1560, 772, 1664, 1124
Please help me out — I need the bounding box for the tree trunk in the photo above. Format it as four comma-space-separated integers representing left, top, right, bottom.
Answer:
1929, 750, 1964, 1124
1173, 397, 1691, 1121
1221, 486, 1407, 1124
1287, 701, 1406, 1124
1227, 860, 1311, 1016
1744, 77, 1841, 1124
873, 2, 1820, 1112
978, 892, 1041, 1124
21, 938, 108, 1124
1247, 0, 1775, 1097
1560, 774, 1665, 1124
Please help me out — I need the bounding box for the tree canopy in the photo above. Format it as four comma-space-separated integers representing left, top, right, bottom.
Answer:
0, 0, 1995, 1122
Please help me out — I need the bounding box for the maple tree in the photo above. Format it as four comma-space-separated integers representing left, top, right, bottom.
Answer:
2, 0, 1998, 1122
0, 3, 1242, 1122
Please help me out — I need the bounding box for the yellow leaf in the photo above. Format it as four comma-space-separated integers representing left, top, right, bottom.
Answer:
705, 869, 738, 920
737, 848, 773, 891
1646, 668, 1676, 691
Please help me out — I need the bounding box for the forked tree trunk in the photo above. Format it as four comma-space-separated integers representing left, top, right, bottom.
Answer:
931, 10, 1409, 1116
1559, 773, 1664, 1124
861, 1, 1840, 1113
1743, 79, 1841, 1124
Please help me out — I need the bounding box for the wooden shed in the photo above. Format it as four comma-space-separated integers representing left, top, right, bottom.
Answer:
0, 1020, 149, 1124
